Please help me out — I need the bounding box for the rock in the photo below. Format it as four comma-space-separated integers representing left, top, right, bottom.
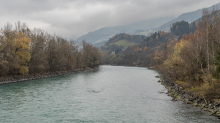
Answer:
155, 76, 160, 78
214, 111, 220, 119
176, 96, 182, 101
192, 103, 198, 106
187, 101, 193, 104
157, 71, 220, 119
183, 99, 189, 104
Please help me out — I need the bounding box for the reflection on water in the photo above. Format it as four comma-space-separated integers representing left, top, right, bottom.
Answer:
0, 65, 219, 122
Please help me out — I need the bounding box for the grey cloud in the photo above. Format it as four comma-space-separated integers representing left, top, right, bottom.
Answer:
0, 0, 219, 38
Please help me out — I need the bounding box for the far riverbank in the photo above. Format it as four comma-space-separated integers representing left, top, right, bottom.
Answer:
0, 67, 99, 85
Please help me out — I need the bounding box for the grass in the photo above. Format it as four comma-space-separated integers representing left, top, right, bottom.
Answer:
112, 39, 138, 47
94, 34, 115, 44
175, 81, 191, 89
213, 99, 220, 103
137, 31, 153, 36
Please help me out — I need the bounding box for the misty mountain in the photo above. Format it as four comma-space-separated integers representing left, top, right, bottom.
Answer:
159, 2, 220, 31
76, 17, 173, 46
77, 2, 220, 47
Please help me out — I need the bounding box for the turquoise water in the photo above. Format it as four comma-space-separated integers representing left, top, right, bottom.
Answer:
0, 65, 219, 122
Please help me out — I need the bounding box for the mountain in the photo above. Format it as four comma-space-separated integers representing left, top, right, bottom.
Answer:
76, 17, 174, 46
159, 2, 220, 31
77, 2, 220, 46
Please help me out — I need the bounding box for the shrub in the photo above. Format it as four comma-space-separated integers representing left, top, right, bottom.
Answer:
19, 66, 29, 75
175, 81, 191, 89
34, 65, 44, 73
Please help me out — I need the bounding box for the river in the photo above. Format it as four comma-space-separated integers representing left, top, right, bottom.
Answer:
0, 65, 219, 122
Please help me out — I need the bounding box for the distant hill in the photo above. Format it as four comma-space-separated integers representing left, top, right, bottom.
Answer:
106, 33, 147, 46
77, 2, 220, 46
76, 17, 173, 46
100, 33, 147, 54
159, 2, 220, 31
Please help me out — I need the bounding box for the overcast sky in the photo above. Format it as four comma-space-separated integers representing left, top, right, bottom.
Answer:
0, 0, 219, 39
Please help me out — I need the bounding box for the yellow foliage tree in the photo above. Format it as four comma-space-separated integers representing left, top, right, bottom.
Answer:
7, 32, 31, 75
14, 32, 31, 64
163, 40, 193, 80
19, 66, 29, 75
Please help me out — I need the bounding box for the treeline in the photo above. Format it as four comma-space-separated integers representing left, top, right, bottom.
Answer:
102, 8, 220, 100
0, 22, 101, 76
170, 20, 198, 36
101, 30, 175, 66
156, 9, 220, 100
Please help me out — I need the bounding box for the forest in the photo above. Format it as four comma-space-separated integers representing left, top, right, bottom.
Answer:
102, 9, 220, 101
0, 22, 101, 76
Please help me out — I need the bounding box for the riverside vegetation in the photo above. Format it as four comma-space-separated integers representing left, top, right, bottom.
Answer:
0, 22, 101, 81
101, 8, 220, 117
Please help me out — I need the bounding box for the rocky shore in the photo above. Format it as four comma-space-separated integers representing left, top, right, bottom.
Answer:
0, 67, 98, 85
157, 74, 220, 119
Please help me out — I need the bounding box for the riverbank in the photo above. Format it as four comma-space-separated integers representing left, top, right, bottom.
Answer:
157, 73, 220, 119
0, 67, 99, 85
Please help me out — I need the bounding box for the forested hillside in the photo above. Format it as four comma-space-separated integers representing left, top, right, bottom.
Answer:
102, 9, 220, 101
0, 22, 101, 77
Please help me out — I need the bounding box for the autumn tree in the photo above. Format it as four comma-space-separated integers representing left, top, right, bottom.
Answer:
29, 29, 48, 73
0, 22, 101, 77
0, 23, 31, 75
82, 41, 100, 68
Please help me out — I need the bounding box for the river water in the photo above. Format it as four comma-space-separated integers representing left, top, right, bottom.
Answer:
0, 65, 219, 123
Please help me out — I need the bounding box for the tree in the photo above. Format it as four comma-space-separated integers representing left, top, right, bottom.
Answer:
0, 24, 31, 76
82, 41, 100, 68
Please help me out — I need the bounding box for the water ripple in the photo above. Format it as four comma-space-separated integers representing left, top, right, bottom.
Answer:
0, 65, 219, 123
